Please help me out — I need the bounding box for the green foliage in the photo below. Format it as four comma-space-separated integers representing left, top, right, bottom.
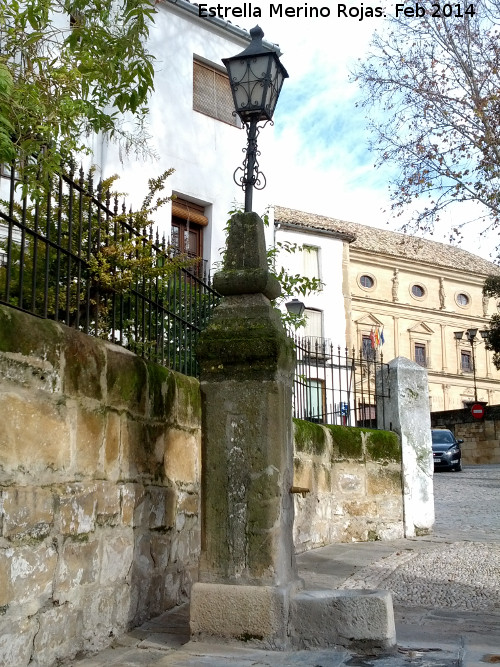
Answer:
269, 240, 323, 329
352, 0, 500, 240
483, 275, 500, 368
0, 169, 197, 353
0, 0, 157, 192
222, 205, 323, 330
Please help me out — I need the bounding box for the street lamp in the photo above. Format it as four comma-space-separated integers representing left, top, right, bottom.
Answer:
285, 298, 305, 317
222, 26, 289, 213
453, 328, 489, 402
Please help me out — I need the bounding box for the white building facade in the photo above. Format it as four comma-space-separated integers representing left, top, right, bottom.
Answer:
92, 0, 278, 272
273, 205, 500, 415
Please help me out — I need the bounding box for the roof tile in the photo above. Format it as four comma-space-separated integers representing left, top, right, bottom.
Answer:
274, 205, 500, 277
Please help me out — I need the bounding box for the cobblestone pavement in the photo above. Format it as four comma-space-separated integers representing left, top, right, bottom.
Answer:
336, 465, 500, 612
67, 465, 500, 666
433, 464, 500, 542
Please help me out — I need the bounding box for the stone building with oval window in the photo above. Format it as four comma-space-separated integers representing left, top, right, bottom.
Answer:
273, 205, 500, 411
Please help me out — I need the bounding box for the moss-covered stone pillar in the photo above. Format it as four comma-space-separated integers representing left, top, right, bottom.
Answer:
190, 212, 298, 645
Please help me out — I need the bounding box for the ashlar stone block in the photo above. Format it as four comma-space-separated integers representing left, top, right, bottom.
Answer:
55, 538, 99, 602
74, 405, 105, 475
290, 589, 396, 651
164, 428, 200, 484
366, 464, 403, 496
95, 480, 121, 526
99, 533, 134, 585
190, 582, 290, 647
106, 346, 147, 415
0, 393, 70, 482
2, 486, 53, 541
120, 418, 163, 480
172, 373, 202, 429
58, 485, 97, 536
8, 542, 58, 611
63, 327, 105, 401
33, 604, 83, 666
120, 483, 149, 527
0, 548, 13, 606
0, 616, 38, 667
148, 486, 177, 529
82, 586, 116, 651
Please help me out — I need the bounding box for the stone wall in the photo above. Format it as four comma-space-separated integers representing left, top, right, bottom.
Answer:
292, 420, 404, 552
0, 305, 201, 666
431, 405, 500, 464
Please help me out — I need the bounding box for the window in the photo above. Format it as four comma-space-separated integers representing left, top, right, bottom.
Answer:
411, 284, 426, 298
461, 350, 473, 372
0, 162, 20, 181
362, 335, 376, 361
360, 274, 374, 289
305, 379, 326, 423
456, 293, 470, 307
357, 401, 376, 427
193, 60, 239, 126
171, 218, 203, 259
303, 308, 323, 341
303, 245, 320, 280
170, 198, 208, 270
414, 343, 427, 367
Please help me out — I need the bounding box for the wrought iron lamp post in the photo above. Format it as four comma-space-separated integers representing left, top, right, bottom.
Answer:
222, 26, 288, 212
454, 328, 489, 402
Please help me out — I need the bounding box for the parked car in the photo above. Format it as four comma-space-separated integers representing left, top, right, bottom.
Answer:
431, 429, 463, 471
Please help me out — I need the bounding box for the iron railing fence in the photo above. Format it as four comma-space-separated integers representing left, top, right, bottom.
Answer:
292, 335, 390, 430
0, 164, 220, 377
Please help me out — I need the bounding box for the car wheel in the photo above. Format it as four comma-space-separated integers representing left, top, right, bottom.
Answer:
454, 462, 462, 472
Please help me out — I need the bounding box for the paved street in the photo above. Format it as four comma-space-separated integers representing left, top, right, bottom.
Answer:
67, 465, 500, 666
433, 464, 500, 542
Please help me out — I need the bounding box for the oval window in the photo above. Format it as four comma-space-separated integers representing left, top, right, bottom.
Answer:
360, 275, 374, 289
456, 293, 470, 307
411, 284, 425, 298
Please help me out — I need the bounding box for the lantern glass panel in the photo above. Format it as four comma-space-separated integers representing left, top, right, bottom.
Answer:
264, 57, 286, 118
226, 53, 273, 121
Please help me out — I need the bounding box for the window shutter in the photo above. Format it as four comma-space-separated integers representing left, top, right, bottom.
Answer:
193, 61, 238, 126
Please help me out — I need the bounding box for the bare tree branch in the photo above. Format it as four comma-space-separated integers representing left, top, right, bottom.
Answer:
352, 0, 500, 242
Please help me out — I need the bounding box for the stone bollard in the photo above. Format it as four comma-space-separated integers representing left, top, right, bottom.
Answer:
377, 356, 435, 537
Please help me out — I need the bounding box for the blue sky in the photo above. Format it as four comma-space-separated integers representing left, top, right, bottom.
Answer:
227, 4, 498, 263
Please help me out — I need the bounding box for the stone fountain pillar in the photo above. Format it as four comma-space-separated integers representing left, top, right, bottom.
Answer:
190, 211, 298, 646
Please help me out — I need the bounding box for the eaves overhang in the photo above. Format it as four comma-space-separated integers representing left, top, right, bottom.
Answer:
162, 0, 282, 53
349, 246, 500, 282
275, 220, 356, 244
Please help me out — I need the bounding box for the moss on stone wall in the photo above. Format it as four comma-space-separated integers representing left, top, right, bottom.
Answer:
147, 362, 176, 420
0, 305, 61, 365
293, 419, 326, 455
365, 429, 401, 462
326, 425, 363, 460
